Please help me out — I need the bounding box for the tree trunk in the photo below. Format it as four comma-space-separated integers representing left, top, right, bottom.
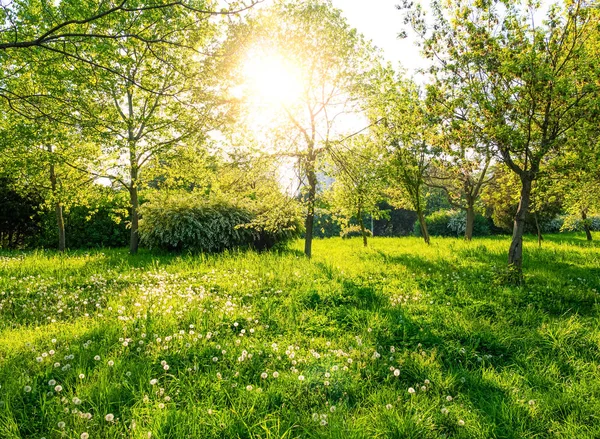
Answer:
304, 161, 317, 258
357, 206, 368, 247
582, 211, 593, 241
534, 212, 543, 248
48, 146, 65, 252
55, 201, 66, 252
417, 209, 430, 245
508, 175, 532, 277
465, 205, 475, 241
129, 185, 140, 254
129, 146, 140, 255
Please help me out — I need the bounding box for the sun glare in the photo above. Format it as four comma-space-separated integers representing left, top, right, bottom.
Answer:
241, 50, 303, 109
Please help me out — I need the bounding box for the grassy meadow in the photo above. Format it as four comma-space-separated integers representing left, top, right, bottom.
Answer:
0, 235, 599, 439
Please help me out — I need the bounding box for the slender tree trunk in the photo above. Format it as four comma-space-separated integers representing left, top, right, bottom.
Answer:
508, 175, 532, 276
357, 206, 368, 247
48, 146, 65, 252
534, 212, 543, 248
55, 200, 66, 252
129, 185, 140, 254
582, 211, 593, 241
465, 204, 475, 241
304, 159, 317, 258
417, 208, 430, 245
129, 146, 140, 255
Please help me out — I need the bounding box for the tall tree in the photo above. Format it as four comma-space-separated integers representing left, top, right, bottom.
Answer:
232, 0, 379, 258
69, 2, 224, 254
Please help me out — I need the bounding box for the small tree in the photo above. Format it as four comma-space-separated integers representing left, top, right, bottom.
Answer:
0, 118, 95, 251
326, 135, 385, 247
370, 72, 439, 245
427, 150, 493, 241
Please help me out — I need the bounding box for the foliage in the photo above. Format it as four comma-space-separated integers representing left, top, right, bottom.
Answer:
561, 215, 600, 233
312, 210, 343, 238
0, 178, 41, 249
406, 0, 600, 270
373, 204, 418, 237
340, 224, 373, 239
325, 135, 386, 245
139, 193, 302, 253
33, 192, 130, 250
231, 0, 381, 257
370, 71, 440, 244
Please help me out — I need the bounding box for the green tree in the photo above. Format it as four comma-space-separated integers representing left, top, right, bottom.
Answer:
428, 150, 493, 241
69, 3, 224, 254
326, 135, 385, 247
0, 1, 259, 115
232, 0, 379, 258
0, 118, 95, 251
371, 72, 439, 245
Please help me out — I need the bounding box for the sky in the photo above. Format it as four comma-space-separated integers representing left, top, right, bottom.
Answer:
249, 0, 428, 74
329, 0, 426, 72
254, 0, 555, 77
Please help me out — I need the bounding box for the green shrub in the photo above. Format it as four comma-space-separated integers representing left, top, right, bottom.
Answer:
312, 211, 342, 238
33, 197, 129, 249
139, 194, 303, 253
340, 225, 372, 239
414, 209, 491, 237
560, 214, 600, 232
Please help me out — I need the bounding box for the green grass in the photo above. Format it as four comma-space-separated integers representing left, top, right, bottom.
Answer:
0, 234, 599, 439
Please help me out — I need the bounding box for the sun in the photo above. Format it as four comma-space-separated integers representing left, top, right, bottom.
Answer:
240, 49, 303, 109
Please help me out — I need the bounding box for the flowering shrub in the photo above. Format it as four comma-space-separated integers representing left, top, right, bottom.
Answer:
414, 209, 490, 237
340, 225, 373, 239
559, 214, 600, 232
139, 194, 303, 252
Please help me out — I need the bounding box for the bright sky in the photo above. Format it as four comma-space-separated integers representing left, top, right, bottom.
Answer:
329, 0, 426, 73
254, 0, 555, 77
252, 0, 425, 73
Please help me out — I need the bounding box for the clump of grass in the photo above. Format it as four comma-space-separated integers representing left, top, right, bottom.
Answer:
0, 234, 598, 438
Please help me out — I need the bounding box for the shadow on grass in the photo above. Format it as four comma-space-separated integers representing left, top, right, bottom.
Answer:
306, 253, 600, 438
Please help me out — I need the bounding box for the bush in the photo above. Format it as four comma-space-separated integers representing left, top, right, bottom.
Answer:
373, 203, 417, 237
414, 209, 491, 237
35, 205, 129, 249
30, 190, 130, 249
139, 194, 303, 253
559, 214, 600, 232
340, 225, 373, 239
312, 211, 342, 238
541, 216, 564, 234
0, 178, 41, 249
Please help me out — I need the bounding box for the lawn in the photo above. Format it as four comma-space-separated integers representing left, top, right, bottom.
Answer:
0, 235, 599, 439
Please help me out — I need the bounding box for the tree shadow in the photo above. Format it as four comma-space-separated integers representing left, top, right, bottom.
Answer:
306, 253, 600, 438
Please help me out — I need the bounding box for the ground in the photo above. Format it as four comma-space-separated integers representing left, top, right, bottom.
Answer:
0, 235, 599, 439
